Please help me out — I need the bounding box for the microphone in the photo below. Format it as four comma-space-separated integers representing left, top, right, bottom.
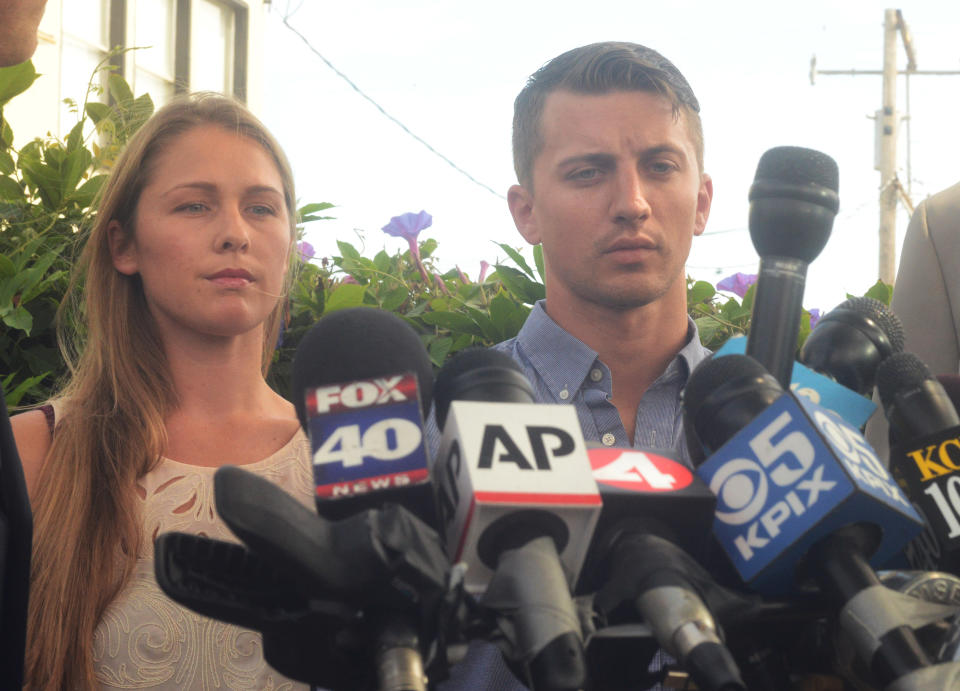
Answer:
799, 296, 905, 396
579, 446, 746, 691
745, 146, 839, 388
205, 308, 449, 690
433, 348, 599, 691
878, 354, 960, 573
0, 383, 32, 688
684, 353, 929, 689
292, 307, 436, 525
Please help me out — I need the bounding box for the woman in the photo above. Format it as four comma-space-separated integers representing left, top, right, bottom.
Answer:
12, 93, 313, 689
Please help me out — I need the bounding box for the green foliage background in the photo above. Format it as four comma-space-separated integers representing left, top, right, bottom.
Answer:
0, 62, 892, 408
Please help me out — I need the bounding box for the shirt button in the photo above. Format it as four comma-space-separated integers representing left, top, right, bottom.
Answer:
601, 433, 616, 446
559, 388, 570, 400
590, 368, 603, 382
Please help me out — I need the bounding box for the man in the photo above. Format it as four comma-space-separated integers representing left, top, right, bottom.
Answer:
0, 0, 48, 66
496, 41, 713, 463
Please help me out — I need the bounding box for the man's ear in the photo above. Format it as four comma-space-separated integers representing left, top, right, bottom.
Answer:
693, 173, 714, 237
507, 184, 541, 246
108, 220, 139, 275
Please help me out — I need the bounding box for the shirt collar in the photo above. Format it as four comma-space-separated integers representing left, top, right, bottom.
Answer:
516, 300, 712, 396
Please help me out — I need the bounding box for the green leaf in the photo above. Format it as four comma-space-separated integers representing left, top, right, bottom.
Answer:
298, 202, 335, 216
0, 253, 15, 277
694, 315, 723, 348
324, 283, 366, 312
70, 173, 107, 208
0, 61, 40, 107
863, 280, 893, 306
66, 120, 85, 151
2, 306, 33, 334
1, 119, 13, 147
687, 280, 716, 305
0, 149, 13, 174
420, 310, 483, 336
497, 242, 535, 278
373, 250, 392, 274
420, 238, 438, 258
0, 175, 21, 200
380, 284, 408, 312
741, 283, 757, 311
533, 244, 545, 283
3, 371, 49, 408
428, 336, 454, 368
336, 240, 361, 261
85, 101, 112, 125
107, 72, 134, 105
488, 293, 519, 338
493, 265, 546, 305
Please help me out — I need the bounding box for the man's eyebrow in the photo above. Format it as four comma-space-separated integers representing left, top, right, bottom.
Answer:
641, 144, 689, 160
555, 152, 616, 169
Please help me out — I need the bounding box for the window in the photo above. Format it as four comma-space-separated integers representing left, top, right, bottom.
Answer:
57, 0, 249, 133
133, 0, 177, 107
60, 0, 112, 131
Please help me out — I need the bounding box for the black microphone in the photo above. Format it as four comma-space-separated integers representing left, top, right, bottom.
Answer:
799, 296, 905, 396
292, 307, 436, 525
578, 446, 745, 691
0, 384, 32, 688
684, 353, 930, 689
433, 348, 597, 691
878, 354, 960, 574
745, 146, 839, 388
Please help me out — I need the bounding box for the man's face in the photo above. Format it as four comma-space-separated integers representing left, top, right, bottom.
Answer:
508, 89, 712, 313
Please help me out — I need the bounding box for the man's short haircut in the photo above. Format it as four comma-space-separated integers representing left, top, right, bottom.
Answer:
512, 41, 703, 189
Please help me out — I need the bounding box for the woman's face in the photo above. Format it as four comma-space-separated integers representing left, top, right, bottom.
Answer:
111, 124, 291, 344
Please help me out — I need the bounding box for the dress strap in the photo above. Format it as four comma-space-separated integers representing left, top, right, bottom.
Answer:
38, 403, 55, 438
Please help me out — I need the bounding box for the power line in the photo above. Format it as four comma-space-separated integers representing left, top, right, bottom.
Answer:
279, 13, 507, 201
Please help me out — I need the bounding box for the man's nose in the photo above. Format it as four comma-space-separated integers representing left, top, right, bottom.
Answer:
612, 168, 652, 225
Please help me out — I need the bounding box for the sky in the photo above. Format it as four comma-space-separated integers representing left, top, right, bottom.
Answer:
261, 1, 960, 314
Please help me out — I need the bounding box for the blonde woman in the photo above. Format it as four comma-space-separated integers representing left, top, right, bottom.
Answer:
12, 94, 313, 690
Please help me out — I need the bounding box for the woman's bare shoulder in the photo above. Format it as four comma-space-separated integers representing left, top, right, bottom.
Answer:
10, 409, 52, 498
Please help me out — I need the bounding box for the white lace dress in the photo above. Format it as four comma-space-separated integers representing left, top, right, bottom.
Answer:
89, 429, 315, 690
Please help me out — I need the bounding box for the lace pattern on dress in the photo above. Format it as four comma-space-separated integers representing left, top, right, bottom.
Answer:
90, 429, 314, 690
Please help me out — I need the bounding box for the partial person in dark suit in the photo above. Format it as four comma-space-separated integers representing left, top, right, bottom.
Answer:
890, 181, 960, 376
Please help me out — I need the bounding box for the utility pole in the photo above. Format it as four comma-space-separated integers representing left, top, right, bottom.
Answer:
811, 8, 960, 285
879, 9, 899, 283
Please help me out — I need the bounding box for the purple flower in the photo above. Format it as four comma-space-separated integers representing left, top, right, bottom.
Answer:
297, 240, 315, 262
456, 265, 469, 284
434, 272, 451, 296
382, 211, 432, 248
716, 272, 758, 298
382, 210, 433, 282
808, 308, 822, 330
478, 260, 490, 283
341, 275, 359, 285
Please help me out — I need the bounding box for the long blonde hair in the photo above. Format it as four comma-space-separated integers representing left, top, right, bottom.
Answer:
25, 93, 297, 689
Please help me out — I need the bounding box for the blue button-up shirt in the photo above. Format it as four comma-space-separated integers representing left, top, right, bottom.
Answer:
492, 300, 711, 463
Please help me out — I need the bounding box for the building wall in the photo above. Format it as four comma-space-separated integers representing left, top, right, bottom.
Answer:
4, 0, 269, 147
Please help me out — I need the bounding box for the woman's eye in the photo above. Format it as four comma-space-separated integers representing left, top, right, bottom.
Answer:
248, 205, 276, 216
176, 202, 207, 213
